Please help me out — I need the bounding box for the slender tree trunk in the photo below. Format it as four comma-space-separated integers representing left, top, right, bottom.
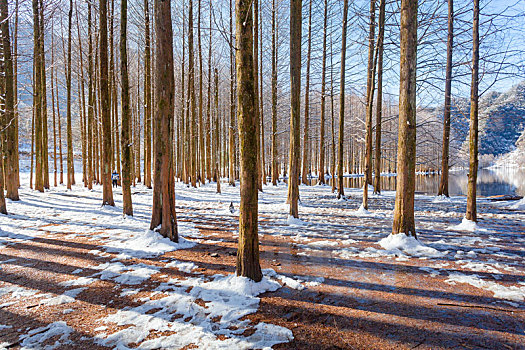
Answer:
228, 0, 236, 187
337, 0, 349, 199
253, 0, 262, 191
318, 0, 328, 185
77, 7, 88, 187
197, 0, 205, 183
466, 0, 479, 222
66, 0, 74, 190
271, 0, 278, 186
330, 33, 335, 193
188, 0, 197, 187
32, 0, 44, 192
150, 0, 178, 241
214, 68, 221, 193
205, 0, 212, 182
121, 0, 133, 216
287, 0, 302, 217
392, 0, 418, 237
235, 0, 262, 282
373, 0, 386, 194
56, 74, 64, 185
87, 3, 94, 190
39, 0, 49, 190
13, 0, 20, 189
259, 0, 266, 186
144, 0, 152, 188
301, 0, 313, 185
100, 0, 115, 206
438, 0, 454, 197
2, 0, 17, 201
51, 28, 58, 188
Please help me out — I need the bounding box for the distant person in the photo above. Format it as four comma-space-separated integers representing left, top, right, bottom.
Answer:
111, 171, 119, 188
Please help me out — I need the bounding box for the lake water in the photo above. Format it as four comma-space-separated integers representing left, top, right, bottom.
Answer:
322, 168, 525, 197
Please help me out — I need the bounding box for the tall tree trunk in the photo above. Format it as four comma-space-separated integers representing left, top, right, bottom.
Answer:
144, 0, 152, 188
301, 0, 313, 185
32, 0, 44, 192
121, 0, 133, 216
39, 0, 49, 190
235, 0, 262, 282
228, 0, 236, 187
253, 0, 262, 191
2, 0, 18, 201
100, 0, 115, 206
260, 3, 266, 187
77, 6, 88, 187
318, 0, 328, 185
362, 0, 376, 208
214, 67, 221, 193
13, 0, 20, 189
205, 0, 212, 182
330, 33, 335, 193
51, 27, 58, 187
373, 0, 386, 194
66, 0, 74, 190
87, 3, 94, 190
438, 0, 454, 197
287, 0, 302, 217
466, 0, 479, 222
56, 73, 64, 185
188, 0, 197, 187
271, 0, 278, 186
150, 0, 178, 241
392, 0, 418, 237
337, 0, 349, 199
197, 0, 205, 183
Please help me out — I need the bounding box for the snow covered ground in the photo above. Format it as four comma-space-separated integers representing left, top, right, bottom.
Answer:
0, 169, 524, 349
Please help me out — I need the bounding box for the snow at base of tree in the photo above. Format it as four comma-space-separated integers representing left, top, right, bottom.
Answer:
378, 233, 446, 259
449, 217, 481, 232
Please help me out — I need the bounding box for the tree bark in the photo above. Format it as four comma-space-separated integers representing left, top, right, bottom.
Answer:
1, 0, 18, 201
438, 0, 454, 198
121, 0, 133, 216
287, 0, 302, 217
32, 0, 44, 193
271, 0, 278, 186
228, 0, 236, 187
466, 0, 479, 222
392, 0, 418, 237
301, 0, 313, 185
188, 0, 197, 187
150, 0, 178, 242
235, 0, 262, 282
100, 0, 115, 206
373, 0, 386, 194
337, 0, 349, 199
318, 0, 328, 185
144, 0, 152, 188
66, 0, 74, 190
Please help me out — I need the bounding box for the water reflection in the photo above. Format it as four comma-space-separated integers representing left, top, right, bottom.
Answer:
314, 168, 525, 197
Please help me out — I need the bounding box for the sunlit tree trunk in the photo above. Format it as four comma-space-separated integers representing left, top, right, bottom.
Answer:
66, 0, 74, 190
271, 0, 278, 186
392, 0, 418, 237
197, 0, 205, 183
32, 0, 44, 193
438, 0, 454, 198
373, 0, 386, 194
235, 0, 262, 282
466, 0, 479, 222
214, 68, 221, 193
337, 0, 349, 199
144, 0, 152, 188
121, 0, 133, 216
188, 0, 197, 187
301, 0, 313, 185
13, 0, 20, 189
2, 0, 18, 201
287, 0, 302, 217
228, 0, 236, 187
100, 0, 115, 206
150, 0, 178, 241
318, 0, 328, 185
87, 3, 94, 190
51, 28, 58, 188
205, 0, 212, 182
253, 0, 262, 191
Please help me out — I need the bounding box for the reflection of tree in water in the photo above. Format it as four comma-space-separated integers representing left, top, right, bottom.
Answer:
322, 168, 525, 197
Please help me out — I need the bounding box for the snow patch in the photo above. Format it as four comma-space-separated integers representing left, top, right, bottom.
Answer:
446, 273, 525, 302
378, 233, 446, 258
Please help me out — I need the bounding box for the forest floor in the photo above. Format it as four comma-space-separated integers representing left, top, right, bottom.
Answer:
0, 173, 524, 349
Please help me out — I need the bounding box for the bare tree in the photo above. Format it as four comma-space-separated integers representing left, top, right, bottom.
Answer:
337, 0, 349, 200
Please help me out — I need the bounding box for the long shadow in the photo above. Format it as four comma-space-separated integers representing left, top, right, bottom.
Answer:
262, 289, 523, 350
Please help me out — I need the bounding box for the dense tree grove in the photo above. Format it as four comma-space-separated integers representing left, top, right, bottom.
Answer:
0, 0, 522, 278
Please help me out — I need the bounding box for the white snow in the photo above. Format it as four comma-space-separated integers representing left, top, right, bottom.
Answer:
19, 321, 74, 349
287, 215, 307, 226
449, 217, 482, 232
446, 273, 525, 302
378, 233, 446, 258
